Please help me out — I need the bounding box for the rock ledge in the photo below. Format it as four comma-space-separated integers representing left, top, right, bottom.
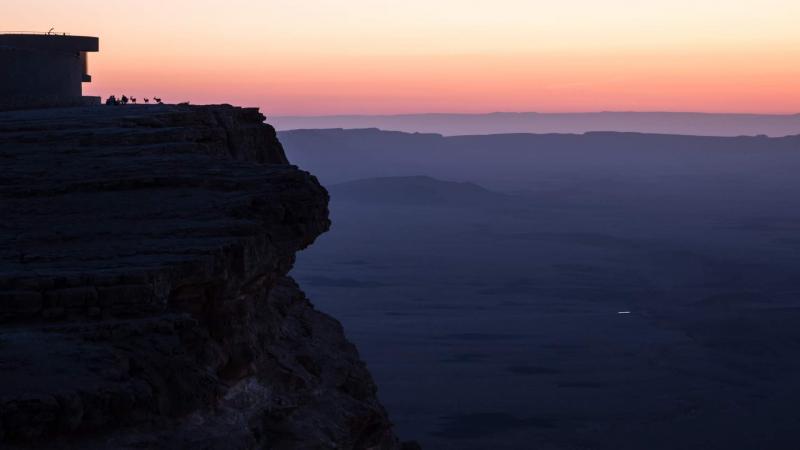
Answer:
0, 105, 402, 449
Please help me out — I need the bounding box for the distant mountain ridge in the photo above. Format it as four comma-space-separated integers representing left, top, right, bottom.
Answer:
329, 175, 506, 206
271, 111, 800, 137
279, 128, 800, 187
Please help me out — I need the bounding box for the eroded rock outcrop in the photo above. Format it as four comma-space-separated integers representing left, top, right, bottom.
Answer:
0, 105, 403, 449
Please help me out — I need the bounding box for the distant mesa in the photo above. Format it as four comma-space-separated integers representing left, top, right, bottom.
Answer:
273, 111, 800, 138
0, 32, 99, 110
329, 175, 506, 206
280, 127, 800, 187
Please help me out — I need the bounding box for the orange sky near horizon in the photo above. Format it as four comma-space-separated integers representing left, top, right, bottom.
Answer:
4, 0, 800, 115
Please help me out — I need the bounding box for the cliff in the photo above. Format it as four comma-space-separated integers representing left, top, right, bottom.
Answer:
0, 105, 405, 449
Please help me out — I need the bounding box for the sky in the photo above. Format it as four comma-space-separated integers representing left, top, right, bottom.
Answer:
3, 0, 800, 115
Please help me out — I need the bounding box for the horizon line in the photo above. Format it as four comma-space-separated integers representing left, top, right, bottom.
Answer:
269, 110, 800, 118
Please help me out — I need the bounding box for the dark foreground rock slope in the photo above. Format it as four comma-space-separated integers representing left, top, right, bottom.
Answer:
0, 105, 403, 449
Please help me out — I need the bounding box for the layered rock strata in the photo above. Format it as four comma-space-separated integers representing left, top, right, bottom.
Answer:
0, 105, 402, 449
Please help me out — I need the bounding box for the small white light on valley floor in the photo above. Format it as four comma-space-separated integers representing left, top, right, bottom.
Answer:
617, 311, 631, 314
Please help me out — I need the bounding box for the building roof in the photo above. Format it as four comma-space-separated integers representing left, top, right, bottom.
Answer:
0, 34, 98, 52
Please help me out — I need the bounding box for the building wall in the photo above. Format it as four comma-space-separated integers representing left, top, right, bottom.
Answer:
0, 35, 99, 110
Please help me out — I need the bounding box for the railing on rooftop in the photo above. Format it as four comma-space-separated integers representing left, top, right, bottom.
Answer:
0, 31, 72, 36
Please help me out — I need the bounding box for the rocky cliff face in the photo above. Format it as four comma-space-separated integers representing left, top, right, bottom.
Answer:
0, 105, 405, 449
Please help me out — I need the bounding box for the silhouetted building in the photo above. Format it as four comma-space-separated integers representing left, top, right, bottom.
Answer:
0, 33, 99, 110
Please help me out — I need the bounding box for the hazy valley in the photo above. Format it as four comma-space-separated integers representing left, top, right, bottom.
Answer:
284, 129, 800, 449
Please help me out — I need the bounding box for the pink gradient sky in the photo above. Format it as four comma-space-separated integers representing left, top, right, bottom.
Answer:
4, 0, 800, 115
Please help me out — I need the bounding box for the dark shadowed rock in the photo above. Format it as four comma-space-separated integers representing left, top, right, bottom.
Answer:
0, 105, 403, 449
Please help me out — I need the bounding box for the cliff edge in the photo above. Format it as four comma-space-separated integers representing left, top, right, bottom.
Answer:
0, 105, 403, 449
